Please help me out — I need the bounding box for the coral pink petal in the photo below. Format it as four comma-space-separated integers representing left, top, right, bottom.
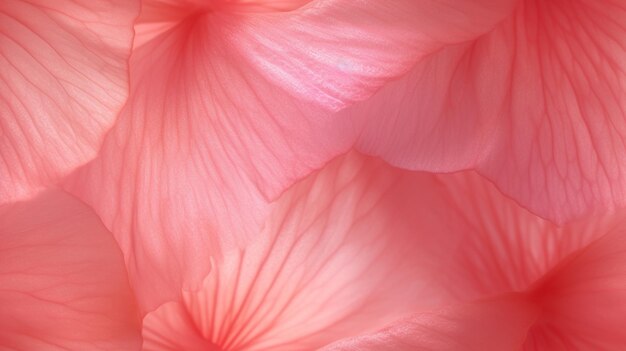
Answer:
479, 0, 626, 223
349, 0, 626, 223
230, 0, 518, 110
525, 222, 626, 350
141, 151, 601, 350
319, 296, 538, 351
347, 49, 499, 171
0, 0, 138, 203
141, 152, 469, 350
0, 190, 141, 350
64, 0, 518, 313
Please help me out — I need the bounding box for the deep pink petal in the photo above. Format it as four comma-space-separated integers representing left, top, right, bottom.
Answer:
65, 0, 517, 312
320, 296, 538, 351
349, 0, 626, 223
0, 190, 141, 350
525, 222, 626, 350
0, 0, 138, 202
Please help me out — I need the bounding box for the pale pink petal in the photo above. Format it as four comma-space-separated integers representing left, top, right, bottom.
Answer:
0, 190, 141, 350
0, 0, 138, 203
525, 222, 626, 350
349, 0, 626, 223
64, 0, 519, 313
319, 296, 538, 351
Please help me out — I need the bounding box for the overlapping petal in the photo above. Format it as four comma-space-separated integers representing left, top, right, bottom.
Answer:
141, 152, 457, 350
0, 0, 138, 202
320, 296, 538, 351
231, 0, 517, 110
525, 223, 626, 350
348, 0, 626, 223
0, 190, 141, 350
65, 0, 517, 312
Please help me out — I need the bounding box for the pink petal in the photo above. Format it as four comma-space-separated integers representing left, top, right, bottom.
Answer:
65, 11, 347, 313
525, 222, 626, 350
347, 48, 498, 171
349, 0, 626, 223
142, 151, 599, 349
230, 0, 518, 110
479, 0, 626, 223
66, 0, 517, 312
141, 152, 462, 350
141, 156, 626, 349
427, 172, 608, 300
0, 190, 141, 350
0, 0, 138, 202
319, 296, 538, 351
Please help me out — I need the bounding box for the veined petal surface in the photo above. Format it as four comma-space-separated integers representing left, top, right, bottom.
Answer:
0, 0, 138, 202
65, 0, 517, 312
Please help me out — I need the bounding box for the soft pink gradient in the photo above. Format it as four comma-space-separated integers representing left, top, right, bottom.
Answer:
140, 152, 626, 350
0, 190, 142, 350
0, 0, 138, 203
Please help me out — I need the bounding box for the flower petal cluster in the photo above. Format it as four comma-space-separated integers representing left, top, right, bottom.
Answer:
1, 0, 626, 350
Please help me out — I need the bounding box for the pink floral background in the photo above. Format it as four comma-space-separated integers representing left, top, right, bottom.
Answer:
2, 0, 626, 350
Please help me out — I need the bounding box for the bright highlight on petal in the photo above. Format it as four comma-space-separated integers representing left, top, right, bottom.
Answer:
0, 0, 138, 203
0, 190, 141, 350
